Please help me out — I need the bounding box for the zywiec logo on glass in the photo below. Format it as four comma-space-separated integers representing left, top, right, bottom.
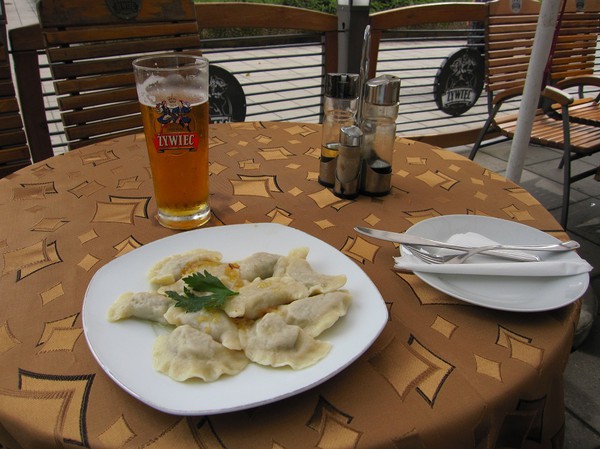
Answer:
153, 98, 199, 153
154, 133, 199, 152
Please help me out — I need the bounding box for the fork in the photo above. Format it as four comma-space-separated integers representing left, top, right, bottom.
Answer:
406, 245, 540, 264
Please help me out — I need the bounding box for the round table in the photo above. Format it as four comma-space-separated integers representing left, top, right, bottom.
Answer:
0, 122, 578, 449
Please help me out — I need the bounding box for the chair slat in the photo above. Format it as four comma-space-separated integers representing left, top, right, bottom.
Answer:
58, 87, 138, 111
44, 22, 199, 45
62, 102, 140, 126
38, 0, 202, 148
66, 116, 143, 141
54, 72, 135, 96
46, 35, 202, 63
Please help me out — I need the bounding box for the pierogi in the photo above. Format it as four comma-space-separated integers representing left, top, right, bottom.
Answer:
107, 247, 351, 383
107, 291, 174, 325
153, 325, 249, 382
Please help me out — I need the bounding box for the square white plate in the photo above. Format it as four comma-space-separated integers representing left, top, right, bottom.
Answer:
82, 223, 388, 415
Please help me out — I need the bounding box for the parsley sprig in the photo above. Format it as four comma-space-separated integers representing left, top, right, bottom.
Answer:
164, 270, 238, 312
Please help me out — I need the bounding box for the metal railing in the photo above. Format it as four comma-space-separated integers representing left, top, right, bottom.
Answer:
7, 2, 600, 159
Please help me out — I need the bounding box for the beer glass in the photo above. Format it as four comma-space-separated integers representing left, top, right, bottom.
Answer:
133, 54, 210, 230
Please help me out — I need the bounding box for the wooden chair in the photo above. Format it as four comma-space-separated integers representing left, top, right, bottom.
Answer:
0, 31, 31, 177
367, 2, 488, 147
8, 24, 55, 162
548, 0, 600, 126
36, 0, 203, 150
31, 1, 335, 152
468, 0, 600, 228
194, 2, 338, 123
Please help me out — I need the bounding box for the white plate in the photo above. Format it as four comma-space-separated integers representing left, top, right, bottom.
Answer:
401, 215, 589, 312
83, 223, 388, 415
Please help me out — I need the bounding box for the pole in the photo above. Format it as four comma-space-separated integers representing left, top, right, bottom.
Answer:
506, 0, 561, 182
336, 0, 370, 74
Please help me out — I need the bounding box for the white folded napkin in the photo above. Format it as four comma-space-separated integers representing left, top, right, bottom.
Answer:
393, 232, 593, 277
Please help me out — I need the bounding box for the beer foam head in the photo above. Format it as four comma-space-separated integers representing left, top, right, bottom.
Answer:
136, 74, 208, 107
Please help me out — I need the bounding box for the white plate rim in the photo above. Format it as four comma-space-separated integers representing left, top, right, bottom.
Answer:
401, 215, 589, 312
82, 222, 388, 415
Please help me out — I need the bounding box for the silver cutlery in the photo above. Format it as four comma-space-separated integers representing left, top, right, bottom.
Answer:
405, 245, 537, 264
355, 226, 580, 253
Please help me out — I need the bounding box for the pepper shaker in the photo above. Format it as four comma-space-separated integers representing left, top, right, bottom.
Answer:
360, 75, 401, 196
319, 73, 359, 187
334, 126, 363, 199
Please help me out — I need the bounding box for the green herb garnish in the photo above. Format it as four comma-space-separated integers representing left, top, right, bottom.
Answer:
164, 270, 238, 312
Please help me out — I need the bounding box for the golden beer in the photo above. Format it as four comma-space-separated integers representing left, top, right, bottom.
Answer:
133, 55, 211, 230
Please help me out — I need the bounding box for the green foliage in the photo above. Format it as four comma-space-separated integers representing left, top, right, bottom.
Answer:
282, 0, 337, 14
370, 0, 412, 11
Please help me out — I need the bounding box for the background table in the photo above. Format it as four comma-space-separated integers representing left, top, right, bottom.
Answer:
0, 122, 578, 449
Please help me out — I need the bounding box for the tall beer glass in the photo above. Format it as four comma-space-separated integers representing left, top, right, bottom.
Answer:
133, 54, 210, 230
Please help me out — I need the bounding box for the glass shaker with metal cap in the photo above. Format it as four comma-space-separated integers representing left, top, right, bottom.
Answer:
319, 73, 359, 187
360, 74, 401, 196
334, 126, 363, 199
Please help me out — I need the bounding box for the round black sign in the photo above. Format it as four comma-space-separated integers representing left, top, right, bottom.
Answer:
105, 0, 141, 20
434, 48, 484, 116
209, 65, 247, 123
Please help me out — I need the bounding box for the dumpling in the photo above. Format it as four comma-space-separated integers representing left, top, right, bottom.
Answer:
163, 306, 242, 350
223, 276, 309, 319
239, 313, 330, 369
273, 254, 346, 295
275, 291, 351, 337
153, 325, 249, 382
107, 291, 174, 324
147, 249, 222, 285
236, 251, 282, 281
157, 261, 246, 295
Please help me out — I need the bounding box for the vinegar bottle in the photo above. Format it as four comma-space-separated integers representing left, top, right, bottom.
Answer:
318, 73, 359, 187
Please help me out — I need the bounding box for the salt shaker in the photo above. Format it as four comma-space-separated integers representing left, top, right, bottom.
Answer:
319, 73, 359, 187
334, 126, 363, 199
360, 75, 401, 196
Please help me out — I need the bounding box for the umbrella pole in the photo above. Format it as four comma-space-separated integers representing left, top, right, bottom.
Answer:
506, 0, 562, 183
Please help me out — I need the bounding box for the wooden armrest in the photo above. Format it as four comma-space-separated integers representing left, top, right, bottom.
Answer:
542, 85, 573, 106
492, 85, 573, 108
492, 86, 524, 105
555, 75, 600, 91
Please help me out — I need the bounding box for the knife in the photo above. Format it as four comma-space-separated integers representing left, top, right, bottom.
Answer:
355, 226, 578, 260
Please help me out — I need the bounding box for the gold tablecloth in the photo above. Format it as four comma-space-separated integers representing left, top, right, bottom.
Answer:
0, 122, 578, 449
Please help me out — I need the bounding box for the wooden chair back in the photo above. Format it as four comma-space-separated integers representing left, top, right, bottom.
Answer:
194, 2, 338, 123
37, 0, 202, 149
8, 24, 55, 162
0, 33, 31, 177
365, 2, 488, 147
550, 0, 600, 83
486, 0, 600, 95
484, 0, 541, 97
